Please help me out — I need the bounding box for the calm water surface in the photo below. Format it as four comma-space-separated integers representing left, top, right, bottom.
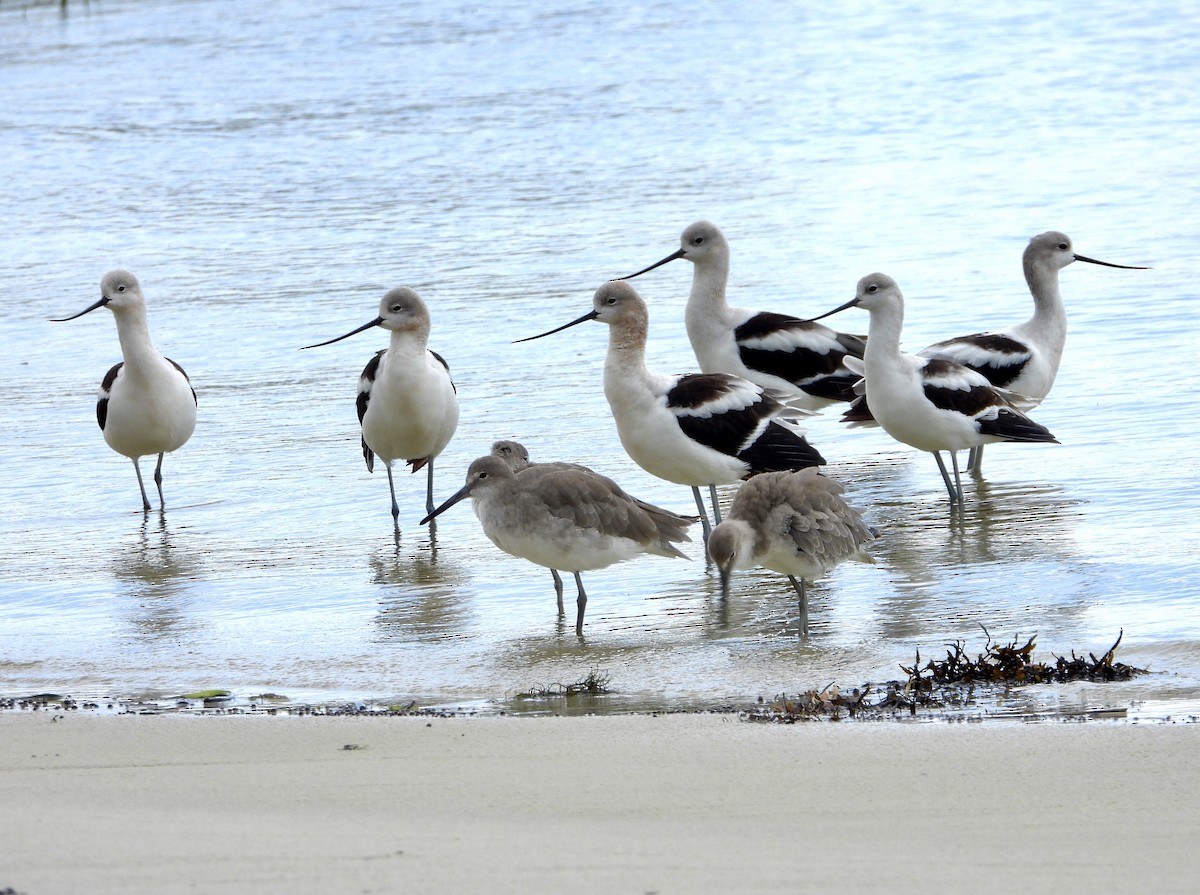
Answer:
2, 0, 1199, 716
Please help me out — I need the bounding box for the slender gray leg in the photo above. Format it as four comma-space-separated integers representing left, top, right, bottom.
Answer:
788, 575, 809, 639
967, 445, 984, 474
932, 452, 960, 504
573, 571, 587, 637
692, 486, 712, 541
708, 484, 723, 525
425, 459, 436, 516
132, 458, 151, 512
153, 452, 166, 508
696, 484, 710, 539
551, 570, 565, 613
949, 451, 964, 503
385, 463, 401, 521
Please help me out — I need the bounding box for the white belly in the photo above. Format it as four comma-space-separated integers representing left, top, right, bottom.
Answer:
103, 366, 196, 459
362, 363, 459, 463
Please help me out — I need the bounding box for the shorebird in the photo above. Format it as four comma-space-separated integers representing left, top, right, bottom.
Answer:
490, 439, 699, 616
491, 439, 570, 610
842, 232, 1146, 470
303, 287, 459, 521
619, 220, 865, 410
50, 270, 197, 512
516, 280, 826, 539
812, 274, 1058, 505
421, 453, 697, 636
707, 468, 875, 638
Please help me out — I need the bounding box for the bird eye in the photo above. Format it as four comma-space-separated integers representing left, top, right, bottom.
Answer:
478, 471, 488, 479
117, 285, 126, 292
867, 284, 878, 293
605, 297, 617, 305
1058, 243, 1069, 250
692, 237, 704, 245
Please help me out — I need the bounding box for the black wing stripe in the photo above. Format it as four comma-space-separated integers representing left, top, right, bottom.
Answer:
922, 382, 1000, 417
925, 334, 1030, 388
96, 362, 122, 431
738, 345, 846, 383
357, 351, 384, 425
665, 374, 745, 410
165, 357, 198, 405
428, 349, 457, 394
676, 403, 772, 457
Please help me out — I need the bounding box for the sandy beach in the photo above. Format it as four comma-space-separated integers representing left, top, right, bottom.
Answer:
1, 713, 1197, 894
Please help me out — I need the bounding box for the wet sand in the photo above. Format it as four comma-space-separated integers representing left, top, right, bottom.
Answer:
1, 713, 1197, 894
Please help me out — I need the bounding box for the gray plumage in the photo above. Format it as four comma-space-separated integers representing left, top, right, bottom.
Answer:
707, 468, 875, 638
425, 451, 698, 636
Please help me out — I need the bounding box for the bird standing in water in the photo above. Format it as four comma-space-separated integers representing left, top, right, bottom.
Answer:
620, 220, 865, 410
303, 287, 459, 522
422, 453, 696, 636
812, 274, 1058, 504
51, 269, 197, 512
517, 280, 825, 539
707, 468, 875, 638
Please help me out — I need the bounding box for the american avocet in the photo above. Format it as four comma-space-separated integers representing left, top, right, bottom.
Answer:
50, 270, 197, 512
303, 287, 459, 521
844, 232, 1147, 470
516, 280, 826, 538
812, 274, 1058, 505
421, 453, 697, 636
490, 439, 700, 616
707, 468, 875, 638
619, 221, 865, 410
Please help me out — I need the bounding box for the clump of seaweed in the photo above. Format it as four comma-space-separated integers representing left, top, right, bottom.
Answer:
514, 670, 611, 700
902, 627, 1143, 691
747, 629, 1147, 722
760, 684, 872, 721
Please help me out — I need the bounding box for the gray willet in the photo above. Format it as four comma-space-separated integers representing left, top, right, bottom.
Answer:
707, 468, 875, 638
421, 453, 697, 636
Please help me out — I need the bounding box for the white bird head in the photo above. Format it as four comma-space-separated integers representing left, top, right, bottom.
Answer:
619, 219, 728, 280
514, 279, 648, 343
301, 286, 431, 349
807, 273, 903, 322
1024, 230, 1147, 276
51, 269, 146, 322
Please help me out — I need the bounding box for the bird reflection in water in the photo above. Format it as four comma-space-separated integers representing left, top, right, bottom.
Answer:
370, 536, 471, 641
111, 512, 203, 639
865, 476, 1088, 640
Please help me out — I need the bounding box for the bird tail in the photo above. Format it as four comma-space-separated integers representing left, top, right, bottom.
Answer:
977, 408, 1058, 444
839, 394, 880, 428
738, 422, 826, 472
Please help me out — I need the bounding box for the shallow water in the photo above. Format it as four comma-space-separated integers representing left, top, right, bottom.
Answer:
2, 0, 1199, 717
